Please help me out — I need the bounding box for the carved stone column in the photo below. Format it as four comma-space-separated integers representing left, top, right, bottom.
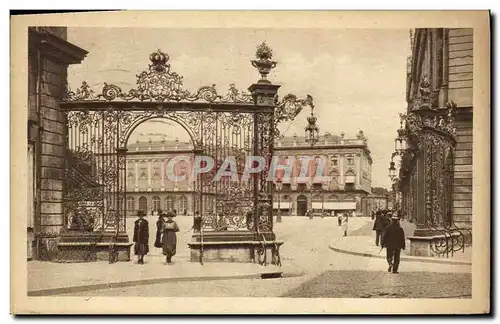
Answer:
147, 159, 152, 190
134, 160, 138, 190
160, 159, 165, 190
339, 154, 345, 190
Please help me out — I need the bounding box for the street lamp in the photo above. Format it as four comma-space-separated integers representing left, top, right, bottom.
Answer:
388, 161, 397, 181
276, 178, 283, 223
305, 102, 319, 146
395, 115, 409, 155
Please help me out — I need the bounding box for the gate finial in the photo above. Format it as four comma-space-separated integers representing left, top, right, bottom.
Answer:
149, 49, 170, 72
252, 42, 277, 82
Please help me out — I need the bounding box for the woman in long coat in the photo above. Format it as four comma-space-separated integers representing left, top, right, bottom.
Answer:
133, 210, 149, 264
162, 211, 180, 264
154, 211, 164, 249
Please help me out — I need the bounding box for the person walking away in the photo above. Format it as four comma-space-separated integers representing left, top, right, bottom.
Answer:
133, 210, 149, 265
381, 213, 406, 274
342, 213, 348, 236
162, 211, 180, 264
372, 210, 385, 246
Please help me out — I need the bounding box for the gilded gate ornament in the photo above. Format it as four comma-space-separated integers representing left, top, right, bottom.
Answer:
62, 47, 313, 235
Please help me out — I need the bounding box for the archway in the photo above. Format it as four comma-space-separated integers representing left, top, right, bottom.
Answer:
297, 195, 308, 216
60, 46, 314, 264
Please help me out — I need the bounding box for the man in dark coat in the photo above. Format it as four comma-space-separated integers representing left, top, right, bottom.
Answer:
373, 210, 390, 246
133, 210, 149, 265
192, 211, 202, 232
381, 213, 406, 274
154, 211, 164, 248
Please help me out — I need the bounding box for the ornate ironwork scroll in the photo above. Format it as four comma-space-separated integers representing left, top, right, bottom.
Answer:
61, 47, 309, 241
401, 88, 471, 257
64, 50, 254, 104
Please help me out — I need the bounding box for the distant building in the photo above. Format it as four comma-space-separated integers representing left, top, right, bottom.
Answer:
274, 131, 373, 216
122, 130, 374, 217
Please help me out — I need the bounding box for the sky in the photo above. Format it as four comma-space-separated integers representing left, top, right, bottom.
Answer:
67, 28, 411, 189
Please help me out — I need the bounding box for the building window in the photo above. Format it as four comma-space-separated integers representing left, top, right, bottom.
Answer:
126, 197, 135, 213
345, 183, 355, 191
152, 196, 161, 212
165, 196, 176, 212
151, 166, 161, 187
138, 196, 147, 212
347, 157, 354, 166
178, 195, 188, 213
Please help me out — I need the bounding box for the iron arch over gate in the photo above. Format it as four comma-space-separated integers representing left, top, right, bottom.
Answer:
60, 43, 314, 264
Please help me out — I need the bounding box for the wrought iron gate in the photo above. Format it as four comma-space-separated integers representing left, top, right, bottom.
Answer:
61, 44, 313, 240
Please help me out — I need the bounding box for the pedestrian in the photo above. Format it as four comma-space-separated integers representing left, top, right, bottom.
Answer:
184, 209, 187, 216
133, 210, 149, 265
371, 210, 375, 220
372, 210, 386, 246
381, 213, 406, 274
154, 210, 164, 249
342, 213, 348, 236
162, 211, 180, 264
337, 212, 343, 226
192, 210, 202, 232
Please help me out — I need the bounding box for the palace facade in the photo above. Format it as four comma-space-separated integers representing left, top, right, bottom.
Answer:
124, 130, 374, 217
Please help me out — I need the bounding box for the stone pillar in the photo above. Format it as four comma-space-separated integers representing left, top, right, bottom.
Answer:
339, 154, 345, 190
160, 159, 165, 189
147, 159, 152, 190
134, 160, 138, 190
28, 27, 88, 260
355, 153, 361, 186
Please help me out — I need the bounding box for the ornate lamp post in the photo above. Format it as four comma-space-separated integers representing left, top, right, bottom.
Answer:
388, 161, 397, 181
276, 178, 283, 223
305, 102, 319, 146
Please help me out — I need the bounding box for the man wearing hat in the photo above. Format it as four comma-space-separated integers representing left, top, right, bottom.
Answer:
133, 210, 149, 265
381, 213, 406, 274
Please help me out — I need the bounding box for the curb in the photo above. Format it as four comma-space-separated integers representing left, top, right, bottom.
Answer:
28, 271, 304, 297
328, 245, 472, 266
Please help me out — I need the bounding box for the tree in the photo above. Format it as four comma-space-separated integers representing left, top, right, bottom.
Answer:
371, 187, 390, 196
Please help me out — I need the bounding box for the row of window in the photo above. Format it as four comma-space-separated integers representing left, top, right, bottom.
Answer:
277, 194, 357, 202
127, 195, 189, 213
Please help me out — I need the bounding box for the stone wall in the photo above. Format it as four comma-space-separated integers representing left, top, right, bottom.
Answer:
38, 55, 67, 238
28, 27, 88, 259
447, 28, 473, 107
448, 28, 473, 227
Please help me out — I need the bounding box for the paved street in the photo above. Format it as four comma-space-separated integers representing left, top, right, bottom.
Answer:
40, 216, 472, 298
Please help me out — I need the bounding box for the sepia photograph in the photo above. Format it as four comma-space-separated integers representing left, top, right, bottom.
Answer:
10, 10, 490, 314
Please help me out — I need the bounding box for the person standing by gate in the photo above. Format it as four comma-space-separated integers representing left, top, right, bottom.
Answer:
381, 213, 406, 274
162, 211, 180, 264
133, 210, 149, 265
192, 211, 202, 232
154, 211, 165, 250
